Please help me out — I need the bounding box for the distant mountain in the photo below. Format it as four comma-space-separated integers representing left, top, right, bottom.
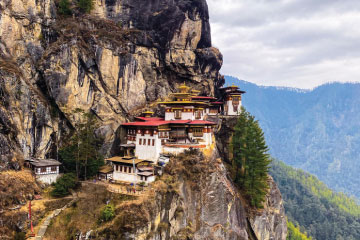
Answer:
225, 76, 360, 198
270, 160, 360, 240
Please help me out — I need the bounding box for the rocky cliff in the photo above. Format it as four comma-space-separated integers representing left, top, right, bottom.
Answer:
1, 1, 287, 239
42, 148, 287, 240
0, 0, 223, 168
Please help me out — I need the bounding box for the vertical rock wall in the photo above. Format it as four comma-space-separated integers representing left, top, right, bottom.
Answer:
0, 0, 223, 167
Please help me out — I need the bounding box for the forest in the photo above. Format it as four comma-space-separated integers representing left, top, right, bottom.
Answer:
270, 160, 360, 240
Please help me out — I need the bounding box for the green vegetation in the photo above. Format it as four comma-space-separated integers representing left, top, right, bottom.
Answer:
231, 108, 271, 208
99, 204, 115, 222
14, 232, 26, 240
58, 0, 72, 16
51, 173, 78, 197
78, 0, 94, 13
59, 108, 104, 180
287, 221, 312, 240
271, 160, 360, 240
225, 76, 360, 200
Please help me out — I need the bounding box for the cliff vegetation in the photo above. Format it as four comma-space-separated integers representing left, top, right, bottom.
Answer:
271, 160, 360, 240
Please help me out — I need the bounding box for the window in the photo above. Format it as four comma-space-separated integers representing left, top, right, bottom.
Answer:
195, 110, 201, 119
129, 167, 132, 173
139, 138, 142, 145
124, 166, 127, 173
175, 110, 182, 119
120, 166, 123, 172
152, 139, 155, 146
148, 139, 151, 145
41, 167, 47, 173
51, 166, 57, 172
161, 139, 165, 145
193, 128, 204, 137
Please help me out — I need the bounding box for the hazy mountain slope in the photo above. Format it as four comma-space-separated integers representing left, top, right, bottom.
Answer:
270, 160, 360, 240
225, 76, 360, 198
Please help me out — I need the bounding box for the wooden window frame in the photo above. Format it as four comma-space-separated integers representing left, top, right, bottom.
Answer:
174, 110, 182, 119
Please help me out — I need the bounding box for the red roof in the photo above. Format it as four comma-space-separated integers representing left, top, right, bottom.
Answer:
188, 120, 216, 125
211, 102, 223, 104
122, 121, 168, 127
122, 119, 216, 127
135, 117, 164, 122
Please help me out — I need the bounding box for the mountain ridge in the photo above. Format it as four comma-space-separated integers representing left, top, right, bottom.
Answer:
225, 75, 360, 199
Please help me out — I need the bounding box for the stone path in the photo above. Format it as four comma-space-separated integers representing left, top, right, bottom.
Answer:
33, 198, 77, 240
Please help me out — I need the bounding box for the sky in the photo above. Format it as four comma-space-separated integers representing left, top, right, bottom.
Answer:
207, 0, 360, 89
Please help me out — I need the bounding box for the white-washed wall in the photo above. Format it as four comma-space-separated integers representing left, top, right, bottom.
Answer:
135, 134, 162, 162
165, 112, 175, 120
225, 100, 241, 115
36, 173, 60, 184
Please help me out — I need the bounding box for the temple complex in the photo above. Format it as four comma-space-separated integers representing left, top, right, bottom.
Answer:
105, 83, 245, 184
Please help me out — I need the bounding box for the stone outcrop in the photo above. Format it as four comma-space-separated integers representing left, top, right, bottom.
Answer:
249, 176, 287, 240
84, 149, 287, 240
0, 0, 223, 167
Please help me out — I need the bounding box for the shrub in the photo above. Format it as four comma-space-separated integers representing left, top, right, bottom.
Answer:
78, 0, 94, 13
99, 204, 115, 222
58, 0, 72, 16
14, 232, 26, 240
51, 173, 78, 197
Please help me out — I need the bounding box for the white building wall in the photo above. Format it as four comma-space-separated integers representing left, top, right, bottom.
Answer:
137, 175, 155, 184
165, 112, 175, 121
225, 100, 242, 115
181, 112, 193, 120
36, 173, 60, 184
135, 133, 162, 162
113, 171, 137, 182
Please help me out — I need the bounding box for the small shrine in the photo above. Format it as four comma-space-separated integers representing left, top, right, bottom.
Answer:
220, 84, 246, 115
25, 158, 62, 184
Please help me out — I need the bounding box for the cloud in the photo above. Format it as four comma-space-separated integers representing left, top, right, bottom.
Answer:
207, 0, 360, 89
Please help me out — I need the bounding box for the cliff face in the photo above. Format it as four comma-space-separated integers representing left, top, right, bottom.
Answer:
1, 1, 287, 239
0, 0, 223, 167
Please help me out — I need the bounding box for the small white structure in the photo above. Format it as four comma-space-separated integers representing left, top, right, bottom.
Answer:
220, 85, 246, 116
98, 165, 113, 181
25, 158, 61, 184
106, 156, 155, 184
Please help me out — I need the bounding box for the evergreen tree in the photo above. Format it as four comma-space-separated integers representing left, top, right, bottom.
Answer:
231, 107, 271, 208
59, 109, 104, 180
78, 0, 94, 13
58, 0, 72, 16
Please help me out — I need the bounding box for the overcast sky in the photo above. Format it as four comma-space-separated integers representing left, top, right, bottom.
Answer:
207, 0, 360, 89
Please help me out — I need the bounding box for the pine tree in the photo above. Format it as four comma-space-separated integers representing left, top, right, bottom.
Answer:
59, 109, 104, 180
58, 0, 72, 16
231, 107, 271, 208
78, 0, 94, 13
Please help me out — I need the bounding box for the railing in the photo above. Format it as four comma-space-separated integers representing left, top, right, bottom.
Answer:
169, 132, 187, 138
